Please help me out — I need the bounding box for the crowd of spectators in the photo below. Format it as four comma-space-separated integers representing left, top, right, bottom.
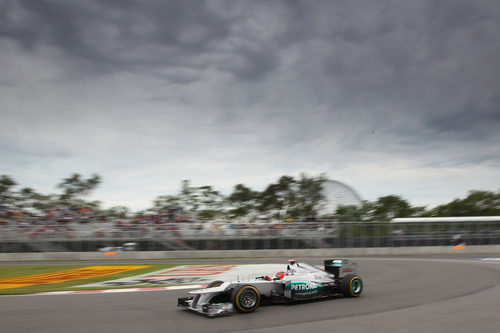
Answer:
0, 206, 337, 241
0, 207, 81, 239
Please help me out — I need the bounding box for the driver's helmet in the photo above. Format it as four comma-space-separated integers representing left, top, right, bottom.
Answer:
274, 271, 287, 280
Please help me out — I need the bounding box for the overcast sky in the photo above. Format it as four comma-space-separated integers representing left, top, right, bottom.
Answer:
1, 0, 499, 211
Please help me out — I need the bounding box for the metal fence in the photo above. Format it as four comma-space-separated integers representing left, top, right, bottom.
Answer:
1, 221, 499, 252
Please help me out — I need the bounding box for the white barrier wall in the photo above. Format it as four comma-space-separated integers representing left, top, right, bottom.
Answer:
1, 245, 499, 261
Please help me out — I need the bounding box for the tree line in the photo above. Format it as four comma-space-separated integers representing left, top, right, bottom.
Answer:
1, 173, 499, 221
0, 174, 102, 212
335, 191, 500, 222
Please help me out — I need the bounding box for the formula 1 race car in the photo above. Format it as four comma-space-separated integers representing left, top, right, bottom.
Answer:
177, 259, 363, 316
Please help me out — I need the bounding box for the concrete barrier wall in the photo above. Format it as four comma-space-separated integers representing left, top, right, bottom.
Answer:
0, 245, 499, 261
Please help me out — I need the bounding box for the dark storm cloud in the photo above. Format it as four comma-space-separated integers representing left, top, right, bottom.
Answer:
2, 0, 499, 136
1, 0, 499, 209
426, 97, 500, 137
0, 1, 317, 82
1, 0, 233, 78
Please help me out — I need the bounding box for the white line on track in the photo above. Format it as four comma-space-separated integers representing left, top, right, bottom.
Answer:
34, 284, 207, 295
0, 284, 207, 297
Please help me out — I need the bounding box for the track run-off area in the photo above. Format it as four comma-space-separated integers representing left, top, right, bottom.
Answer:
1, 256, 499, 333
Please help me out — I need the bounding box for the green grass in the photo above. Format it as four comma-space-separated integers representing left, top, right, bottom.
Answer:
0, 264, 179, 295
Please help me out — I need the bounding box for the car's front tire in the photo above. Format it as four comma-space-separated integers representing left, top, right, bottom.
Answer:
231, 285, 261, 313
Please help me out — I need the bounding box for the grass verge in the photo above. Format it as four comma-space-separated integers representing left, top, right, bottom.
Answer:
0, 264, 178, 295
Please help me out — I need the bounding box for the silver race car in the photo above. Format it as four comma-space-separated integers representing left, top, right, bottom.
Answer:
177, 259, 363, 316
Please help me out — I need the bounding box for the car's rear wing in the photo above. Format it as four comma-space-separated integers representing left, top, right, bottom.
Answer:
323, 259, 358, 279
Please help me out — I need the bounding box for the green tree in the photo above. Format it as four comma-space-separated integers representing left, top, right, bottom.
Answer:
29, 193, 57, 211
56, 173, 102, 209
197, 185, 224, 220
271, 175, 297, 218
336, 205, 362, 222
372, 195, 424, 221
258, 176, 295, 218
227, 184, 258, 218
257, 174, 326, 219
295, 173, 326, 217
336, 196, 424, 222
152, 195, 181, 213
429, 190, 500, 216
0, 175, 17, 206
172, 180, 225, 219
258, 183, 280, 216
178, 180, 200, 213
15, 187, 45, 210
336, 201, 376, 222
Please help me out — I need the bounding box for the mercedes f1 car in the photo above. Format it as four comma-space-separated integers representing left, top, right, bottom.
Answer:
177, 259, 363, 316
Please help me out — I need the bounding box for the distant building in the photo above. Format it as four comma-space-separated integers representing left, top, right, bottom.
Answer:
319, 180, 363, 215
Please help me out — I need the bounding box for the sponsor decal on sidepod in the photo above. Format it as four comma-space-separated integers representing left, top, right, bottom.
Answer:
290, 283, 317, 291
288, 281, 323, 298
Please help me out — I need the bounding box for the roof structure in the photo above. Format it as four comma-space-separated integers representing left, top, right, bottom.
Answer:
319, 180, 363, 215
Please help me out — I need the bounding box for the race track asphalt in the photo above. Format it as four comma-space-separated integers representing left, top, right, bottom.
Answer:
1, 256, 499, 333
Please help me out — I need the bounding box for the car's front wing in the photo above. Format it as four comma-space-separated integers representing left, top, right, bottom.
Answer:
177, 295, 234, 317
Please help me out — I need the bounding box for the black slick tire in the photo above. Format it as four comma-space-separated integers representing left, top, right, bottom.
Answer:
231, 285, 261, 313
339, 274, 363, 297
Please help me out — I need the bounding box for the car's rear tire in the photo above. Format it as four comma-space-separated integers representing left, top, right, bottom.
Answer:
231, 285, 261, 313
339, 274, 363, 297
207, 280, 224, 288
